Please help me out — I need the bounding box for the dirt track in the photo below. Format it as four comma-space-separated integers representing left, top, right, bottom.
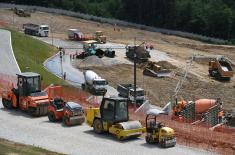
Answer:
89, 63, 235, 110
0, 9, 234, 109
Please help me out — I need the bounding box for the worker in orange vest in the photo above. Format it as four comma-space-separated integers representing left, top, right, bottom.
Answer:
218, 110, 224, 123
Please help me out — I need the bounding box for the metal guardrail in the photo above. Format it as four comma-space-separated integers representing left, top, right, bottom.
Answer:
0, 3, 228, 44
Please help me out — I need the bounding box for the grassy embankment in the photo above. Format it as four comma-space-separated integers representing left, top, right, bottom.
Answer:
0, 138, 64, 155
11, 30, 63, 86
0, 30, 66, 154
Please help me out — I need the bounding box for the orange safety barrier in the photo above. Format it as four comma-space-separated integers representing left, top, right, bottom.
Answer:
129, 110, 235, 155
0, 73, 17, 97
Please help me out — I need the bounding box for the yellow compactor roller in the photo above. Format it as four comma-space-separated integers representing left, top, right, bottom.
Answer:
86, 96, 145, 140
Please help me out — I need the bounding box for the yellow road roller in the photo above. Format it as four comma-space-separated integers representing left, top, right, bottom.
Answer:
145, 113, 176, 147
86, 96, 145, 140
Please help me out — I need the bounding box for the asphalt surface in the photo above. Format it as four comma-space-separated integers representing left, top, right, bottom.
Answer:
42, 38, 120, 96
0, 29, 20, 75
0, 100, 212, 155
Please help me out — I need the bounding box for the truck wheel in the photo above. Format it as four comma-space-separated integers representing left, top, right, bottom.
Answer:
48, 112, 56, 122
215, 73, 221, 81
81, 83, 85, 90
160, 140, 166, 148
2, 98, 8, 108
145, 136, 154, 144
208, 70, 213, 77
93, 119, 103, 134
63, 116, 71, 126
2, 99, 12, 109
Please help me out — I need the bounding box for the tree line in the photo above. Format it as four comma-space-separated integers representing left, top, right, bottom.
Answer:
3, 0, 235, 41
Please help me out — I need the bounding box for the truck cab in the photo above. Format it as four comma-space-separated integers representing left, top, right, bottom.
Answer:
82, 70, 108, 95
38, 25, 49, 37
117, 84, 145, 106
92, 78, 108, 94
128, 87, 145, 104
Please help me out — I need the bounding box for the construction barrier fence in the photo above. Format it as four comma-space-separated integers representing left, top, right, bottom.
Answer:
0, 73, 234, 155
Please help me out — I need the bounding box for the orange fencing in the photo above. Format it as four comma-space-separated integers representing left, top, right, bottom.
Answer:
0, 73, 17, 97
129, 108, 235, 155
0, 73, 234, 154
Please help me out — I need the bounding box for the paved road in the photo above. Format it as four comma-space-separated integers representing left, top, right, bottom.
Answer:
0, 29, 20, 75
42, 38, 118, 96
0, 100, 212, 155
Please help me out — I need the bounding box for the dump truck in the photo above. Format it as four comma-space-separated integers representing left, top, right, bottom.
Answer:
23, 23, 49, 37
143, 61, 171, 78
95, 31, 106, 44
48, 99, 85, 126
117, 84, 145, 106
82, 70, 108, 95
68, 29, 94, 41
209, 57, 233, 81
126, 45, 151, 63
14, 8, 31, 17
145, 113, 176, 147
2, 72, 54, 116
85, 95, 145, 140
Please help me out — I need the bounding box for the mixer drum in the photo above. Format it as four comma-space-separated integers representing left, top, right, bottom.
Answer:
195, 99, 216, 113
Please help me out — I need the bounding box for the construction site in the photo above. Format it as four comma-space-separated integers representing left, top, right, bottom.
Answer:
0, 5, 235, 155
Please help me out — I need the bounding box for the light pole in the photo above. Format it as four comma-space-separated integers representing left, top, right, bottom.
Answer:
133, 39, 145, 109
11, 1, 15, 26
50, 16, 54, 46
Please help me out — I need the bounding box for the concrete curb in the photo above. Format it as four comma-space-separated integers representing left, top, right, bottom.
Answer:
9, 30, 21, 73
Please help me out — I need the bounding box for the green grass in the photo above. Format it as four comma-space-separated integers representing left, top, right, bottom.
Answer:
0, 138, 64, 155
10, 29, 63, 86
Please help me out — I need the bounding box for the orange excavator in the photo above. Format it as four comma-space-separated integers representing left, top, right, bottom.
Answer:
2, 72, 59, 116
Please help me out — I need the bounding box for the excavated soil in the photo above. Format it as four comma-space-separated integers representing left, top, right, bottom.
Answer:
89, 63, 235, 110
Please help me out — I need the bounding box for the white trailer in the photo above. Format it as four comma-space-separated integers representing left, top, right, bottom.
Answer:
23, 23, 49, 37
82, 70, 108, 94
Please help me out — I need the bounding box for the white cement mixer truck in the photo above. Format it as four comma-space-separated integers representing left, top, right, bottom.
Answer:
82, 70, 108, 94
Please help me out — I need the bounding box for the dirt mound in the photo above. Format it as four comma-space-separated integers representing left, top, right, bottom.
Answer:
74, 55, 120, 69
139, 60, 177, 70
156, 61, 177, 69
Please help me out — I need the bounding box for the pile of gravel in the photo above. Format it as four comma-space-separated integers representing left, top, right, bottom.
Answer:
75, 55, 120, 69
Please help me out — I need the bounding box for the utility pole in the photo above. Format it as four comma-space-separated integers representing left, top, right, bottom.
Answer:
133, 38, 145, 109
134, 38, 137, 109
50, 16, 54, 46
11, 1, 15, 26
60, 50, 63, 85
